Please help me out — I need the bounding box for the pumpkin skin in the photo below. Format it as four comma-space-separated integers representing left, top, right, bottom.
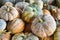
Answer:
51, 8, 60, 20
22, 4, 43, 23
12, 33, 39, 40
15, 2, 29, 14
56, 0, 60, 8
31, 9, 56, 38
7, 18, 25, 34
54, 26, 60, 40
0, 19, 6, 31
0, 0, 23, 5
0, 32, 11, 40
0, 2, 19, 21
42, 0, 54, 4
25, 0, 43, 9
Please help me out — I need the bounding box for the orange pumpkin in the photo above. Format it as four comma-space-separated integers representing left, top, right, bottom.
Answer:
7, 18, 25, 34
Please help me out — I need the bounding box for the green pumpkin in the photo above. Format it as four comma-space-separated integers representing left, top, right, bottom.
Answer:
22, 4, 43, 23
12, 33, 39, 40
54, 26, 60, 40
56, 0, 60, 8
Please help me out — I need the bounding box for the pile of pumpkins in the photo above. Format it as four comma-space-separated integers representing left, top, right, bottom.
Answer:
0, 0, 60, 40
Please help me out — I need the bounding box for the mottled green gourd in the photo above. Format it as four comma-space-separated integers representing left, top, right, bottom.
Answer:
12, 33, 39, 40
22, 4, 43, 23
56, 0, 60, 8
54, 26, 60, 40
0, 19, 6, 31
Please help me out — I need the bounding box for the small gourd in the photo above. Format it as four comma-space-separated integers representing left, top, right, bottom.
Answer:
12, 33, 39, 40
31, 9, 56, 40
0, 2, 19, 21
22, 4, 43, 23
0, 32, 11, 40
0, 19, 6, 31
7, 18, 25, 34
54, 26, 60, 40
15, 1, 29, 14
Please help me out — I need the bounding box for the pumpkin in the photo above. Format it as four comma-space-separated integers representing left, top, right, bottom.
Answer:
22, 4, 43, 23
31, 9, 56, 39
0, 0, 23, 5
24, 24, 31, 33
0, 32, 11, 40
7, 18, 25, 34
56, 0, 60, 8
0, 2, 19, 21
15, 2, 29, 14
12, 33, 39, 40
25, 0, 43, 9
0, 19, 6, 31
42, 0, 54, 5
51, 8, 60, 20
54, 26, 60, 40
44, 5, 60, 20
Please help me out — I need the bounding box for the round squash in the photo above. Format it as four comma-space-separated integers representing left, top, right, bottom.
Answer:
0, 19, 6, 31
12, 33, 39, 40
51, 8, 60, 20
0, 32, 11, 40
22, 4, 43, 23
7, 18, 25, 34
0, 2, 19, 21
15, 2, 29, 14
42, 0, 54, 4
0, 0, 23, 5
54, 26, 60, 40
31, 9, 56, 38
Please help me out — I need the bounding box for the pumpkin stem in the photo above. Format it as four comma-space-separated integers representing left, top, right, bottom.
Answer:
0, 30, 6, 35
39, 19, 44, 23
44, 37, 49, 40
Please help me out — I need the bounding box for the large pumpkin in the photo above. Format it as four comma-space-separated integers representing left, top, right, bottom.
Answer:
0, 19, 6, 31
0, 2, 19, 21
0, 32, 11, 40
31, 9, 56, 38
22, 4, 43, 23
12, 33, 39, 40
7, 18, 25, 34
54, 26, 60, 40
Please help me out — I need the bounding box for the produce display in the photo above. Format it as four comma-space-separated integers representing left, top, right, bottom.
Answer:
0, 0, 60, 40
